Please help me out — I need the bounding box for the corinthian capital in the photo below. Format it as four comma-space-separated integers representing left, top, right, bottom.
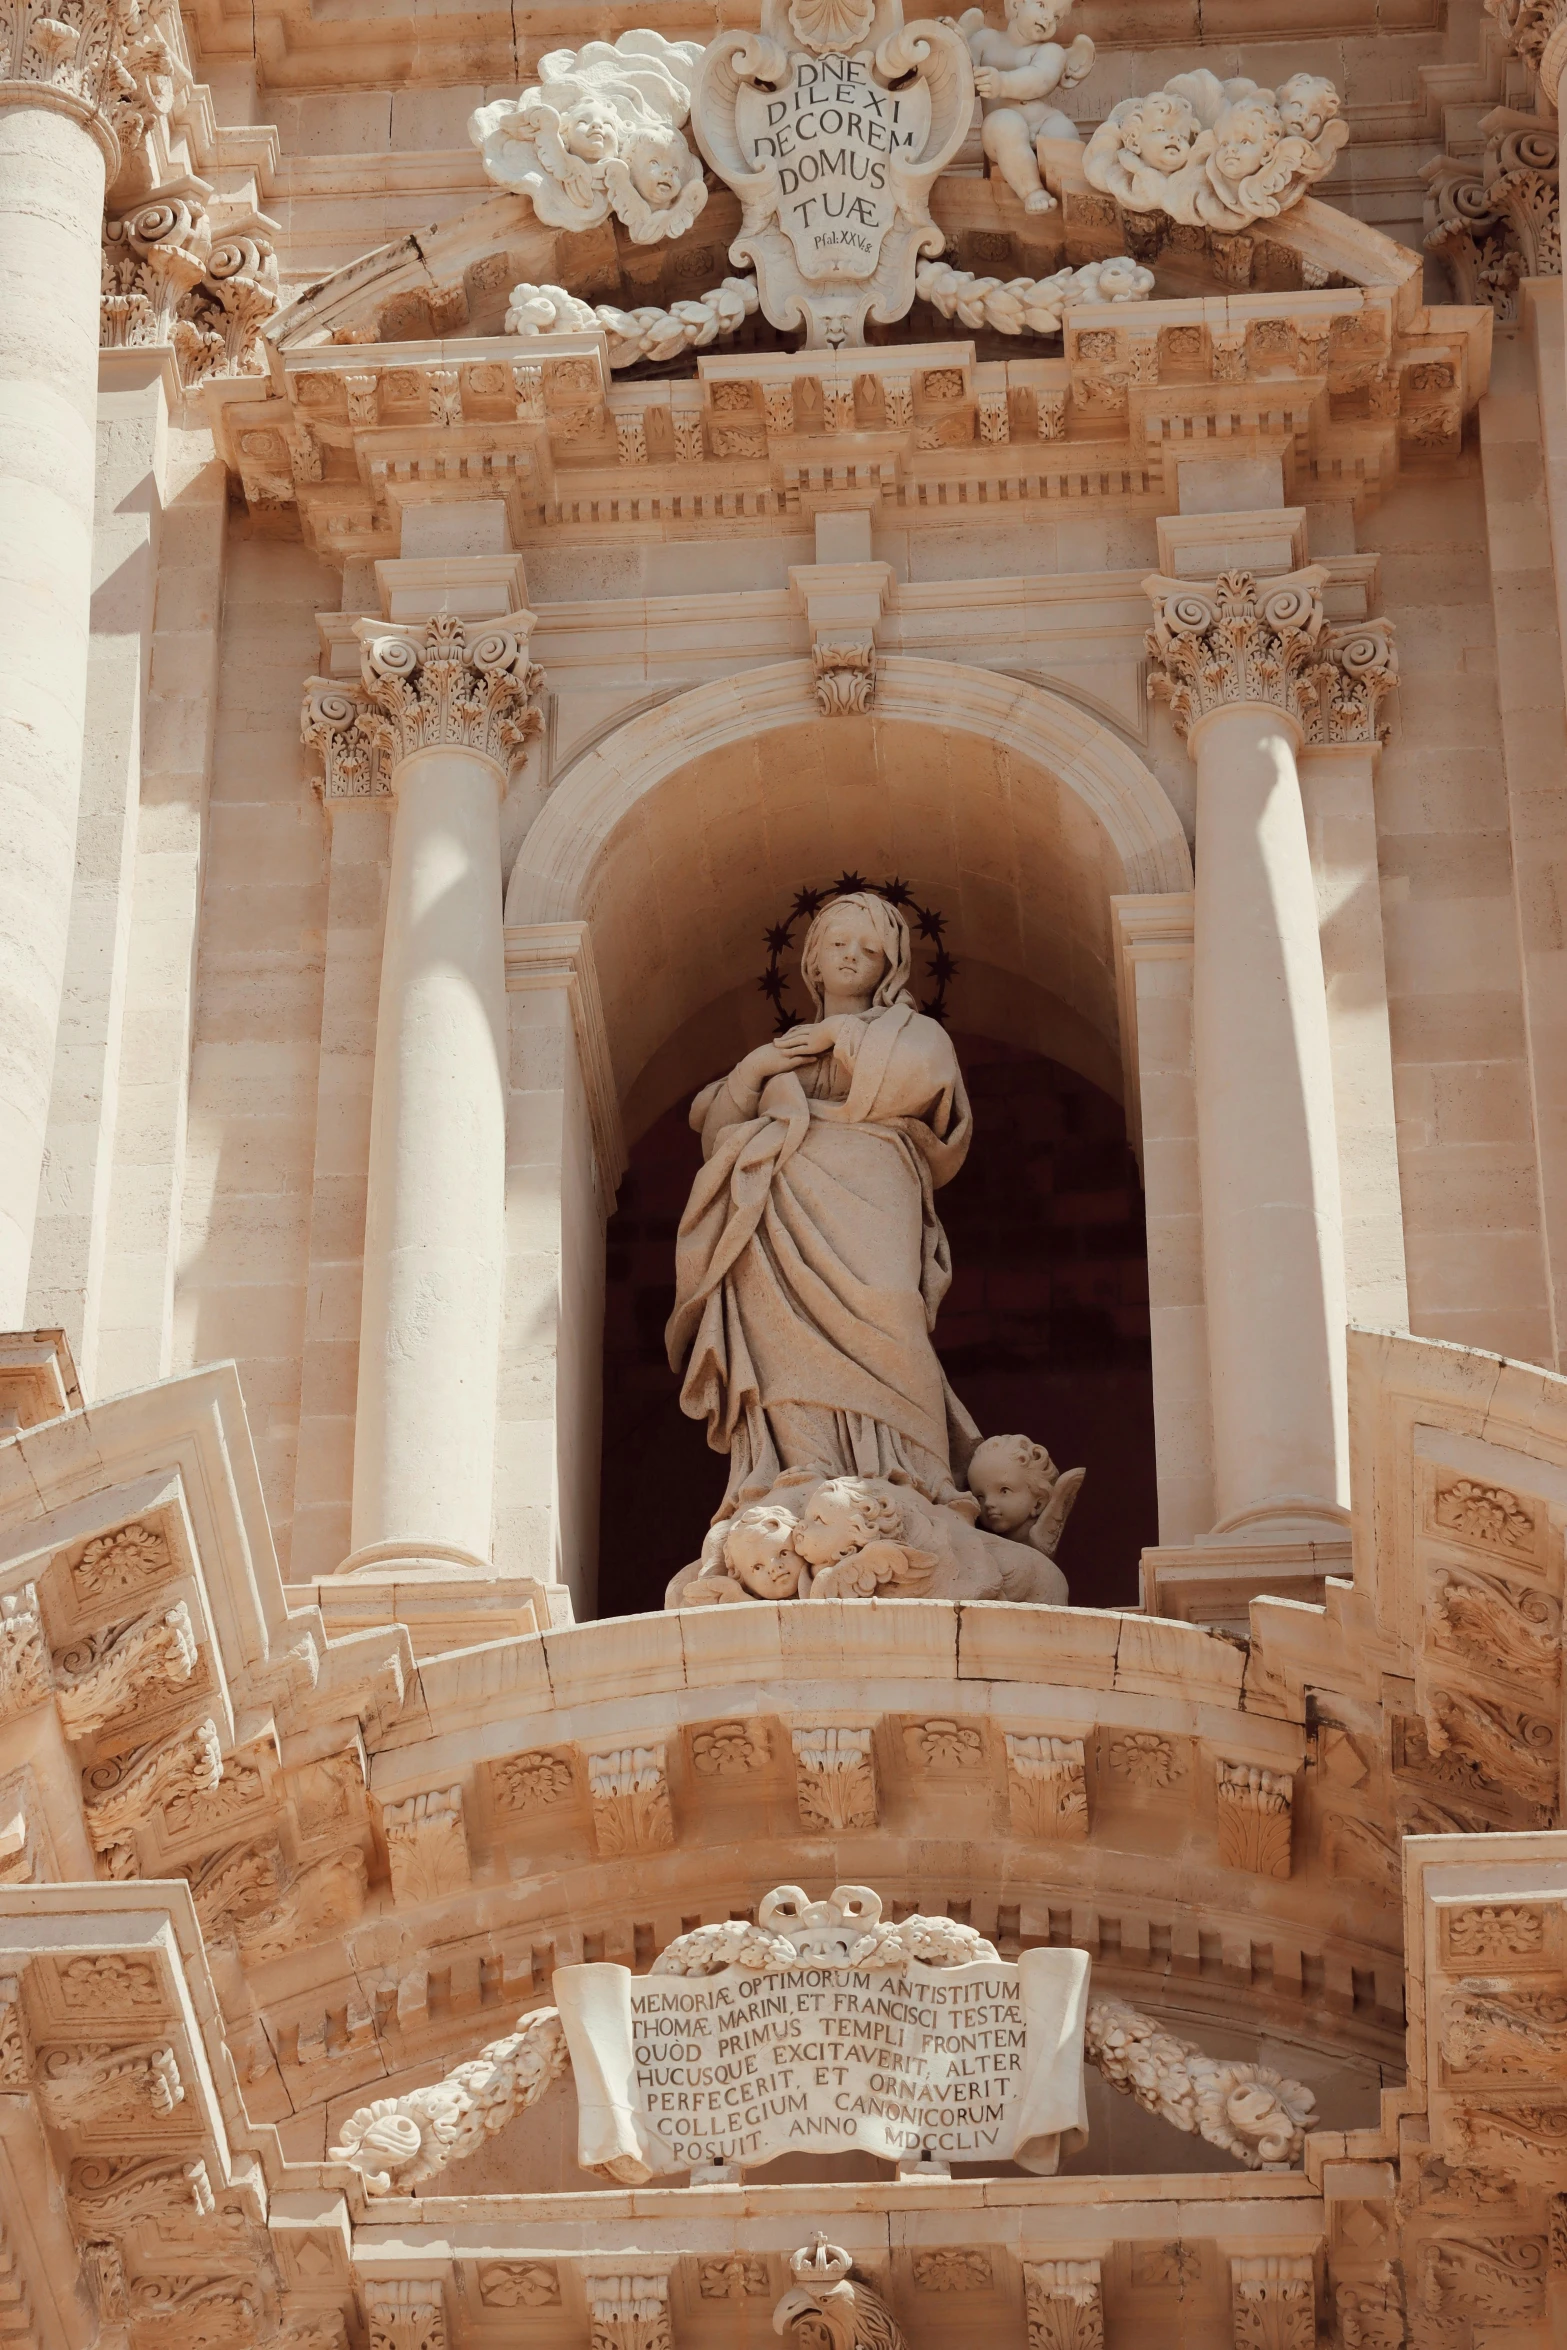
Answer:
1143, 567, 1397, 748
354, 611, 545, 775
300, 679, 388, 804
1, 0, 190, 166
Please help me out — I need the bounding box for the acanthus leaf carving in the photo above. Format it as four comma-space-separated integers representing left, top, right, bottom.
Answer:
1424, 112, 1559, 322
1430, 1560, 1560, 1685
354, 612, 544, 773
1006, 1734, 1089, 1840
1335, 2267, 1404, 2350
384, 1785, 471, 1903
52, 1599, 199, 1738
0, 1972, 32, 2087
0, 0, 189, 161
586, 1744, 674, 1855
0, 1584, 53, 1721
1422, 2233, 1548, 2320
1423, 1686, 1557, 1808
1229, 2255, 1315, 2349
69, 2153, 216, 2231
82, 1716, 224, 1859
364, 2280, 448, 2350
812, 638, 877, 717
1144, 568, 1398, 746
792, 1724, 878, 1830
129, 2271, 266, 2346
1024, 2258, 1104, 2350
1215, 1760, 1294, 1878
1442, 1984, 1567, 2074
586, 2269, 674, 2350
38, 2037, 183, 2125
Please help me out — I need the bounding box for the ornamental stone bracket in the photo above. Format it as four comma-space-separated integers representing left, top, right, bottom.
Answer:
1142, 567, 1398, 748
102, 190, 281, 386
788, 537, 894, 717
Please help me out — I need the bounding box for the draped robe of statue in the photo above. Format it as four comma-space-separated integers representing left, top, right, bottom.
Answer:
666, 965, 981, 1520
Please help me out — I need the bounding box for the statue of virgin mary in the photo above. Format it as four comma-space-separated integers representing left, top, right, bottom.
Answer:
665, 890, 982, 1519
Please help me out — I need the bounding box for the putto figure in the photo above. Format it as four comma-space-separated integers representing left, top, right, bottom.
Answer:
469, 31, 709, 242
959, 0, 1096, 214
664, 889, 1075, 1608
967, 1433, 1085, 1559
1083, 68, 1348, 235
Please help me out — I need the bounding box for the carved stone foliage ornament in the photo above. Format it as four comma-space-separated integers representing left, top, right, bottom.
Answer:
469, 33, 708, 244
102, 195, 280, 384
1144, 567, 1398, 747
302, 614, 544, 797
329, 1882, 1315, 2197
690, 0, 976, 346
1084, 69, 1347, 234
1024, 2259, 1104, 2350
1424, 110, 1559, 323
0, 0, 188, 163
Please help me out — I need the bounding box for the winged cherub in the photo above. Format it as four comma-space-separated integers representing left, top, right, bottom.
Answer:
469, 30, 708, 243
959, 0, 1096, 215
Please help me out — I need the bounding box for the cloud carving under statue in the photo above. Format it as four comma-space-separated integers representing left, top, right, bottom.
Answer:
469, 31, 709, 243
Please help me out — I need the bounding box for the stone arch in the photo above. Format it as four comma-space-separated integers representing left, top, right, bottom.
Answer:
505, 656, 1192, 1131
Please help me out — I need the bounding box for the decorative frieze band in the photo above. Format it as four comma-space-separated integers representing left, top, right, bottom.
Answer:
1143, 567, 1398, 747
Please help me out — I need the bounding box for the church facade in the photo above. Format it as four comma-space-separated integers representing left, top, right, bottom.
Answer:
0, 0, 1566, 2341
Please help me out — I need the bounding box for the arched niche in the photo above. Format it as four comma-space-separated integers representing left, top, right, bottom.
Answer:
498, 660, 1193, 1616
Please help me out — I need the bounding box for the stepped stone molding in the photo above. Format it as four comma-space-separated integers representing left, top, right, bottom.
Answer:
1143, 567, 1398, 746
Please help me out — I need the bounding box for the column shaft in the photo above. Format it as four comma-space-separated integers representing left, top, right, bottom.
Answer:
1190, 702, 1349, 1532
349, 748, 508, 1572
0, 101, 108, 1317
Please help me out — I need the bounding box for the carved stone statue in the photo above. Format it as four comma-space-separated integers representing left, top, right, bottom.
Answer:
469, 31, 709, 243
662, 890, 1076, 1606
774, 2238, 908, 2349
1083, 68, 1347, 234
960, 0, 1095, 215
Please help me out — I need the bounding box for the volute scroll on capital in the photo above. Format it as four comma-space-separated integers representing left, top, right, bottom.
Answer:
301, 614, 546, 798
1142, 566, 1398, 749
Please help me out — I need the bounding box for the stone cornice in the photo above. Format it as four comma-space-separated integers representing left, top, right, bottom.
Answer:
1143, 567, 1398, 748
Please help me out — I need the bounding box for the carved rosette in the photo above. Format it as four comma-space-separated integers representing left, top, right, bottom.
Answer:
0, 0, 187, 166
356, 612, 545, 776
1143, 567, 1398, 747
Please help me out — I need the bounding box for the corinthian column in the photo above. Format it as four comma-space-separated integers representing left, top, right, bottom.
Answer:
0, 0, 168, 1317
303, 613, 543, 1577
1143, 567, 1397, 1542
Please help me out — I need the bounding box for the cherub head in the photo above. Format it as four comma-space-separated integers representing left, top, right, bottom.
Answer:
792, 1477, 908, 1573
722, 1501, 805, 1599
1276, 72, 1340, 147
560, 94, 621, 163
1210, 92, 1281, 186
1118, 88, 1201, 175
967, 1434, 1058, 1535
1005, 0, 1071, 40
